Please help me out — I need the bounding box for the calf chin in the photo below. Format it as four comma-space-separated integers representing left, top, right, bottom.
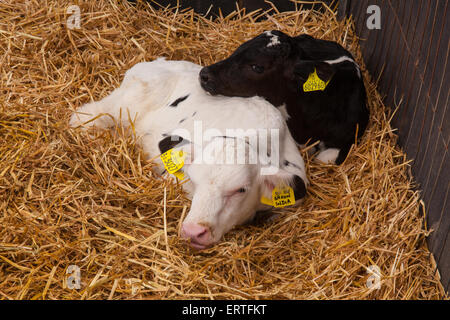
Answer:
200, 66, 256, 98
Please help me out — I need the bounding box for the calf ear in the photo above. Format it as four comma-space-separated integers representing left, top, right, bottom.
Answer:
292, 61, 335, 83
158, 135, 187, 154
315, 62, 335, 82
261, 169, 307, 203
157, 135, 196, 173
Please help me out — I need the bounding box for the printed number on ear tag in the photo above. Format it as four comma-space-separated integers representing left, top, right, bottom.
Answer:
260, 186, 296, 208
160, 148, 186, 180
303, 68, 331, 92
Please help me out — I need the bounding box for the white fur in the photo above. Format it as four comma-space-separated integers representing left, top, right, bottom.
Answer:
315, 148, 340, 164
324, 55, 361, 79
278, 103, 290, 120
70, 58, 307, 248
264, 30, 281, 47
324, 56, 355, 65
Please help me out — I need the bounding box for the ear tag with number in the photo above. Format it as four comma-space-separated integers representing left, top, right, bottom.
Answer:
261, 186, 296, 208
160, 148, 186, 180
303, 68, 331, 92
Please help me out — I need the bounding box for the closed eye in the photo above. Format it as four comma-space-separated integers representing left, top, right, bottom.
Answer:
251, 64, 264, 73
225, 187, 248, 198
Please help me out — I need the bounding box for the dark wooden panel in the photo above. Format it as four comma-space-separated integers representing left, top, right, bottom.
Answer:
340, 0, 450, 292
140, 0, 336, 17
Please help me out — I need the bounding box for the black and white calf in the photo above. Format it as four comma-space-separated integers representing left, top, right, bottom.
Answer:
199, 30, 369, 165
70, 58, 307, 250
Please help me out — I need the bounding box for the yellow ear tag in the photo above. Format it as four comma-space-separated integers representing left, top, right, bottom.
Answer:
261, 186, 296, 208
260, 195, 274, 206
172, 170, 186, 180
160, 148, 186, 180
303, 68, 331, 92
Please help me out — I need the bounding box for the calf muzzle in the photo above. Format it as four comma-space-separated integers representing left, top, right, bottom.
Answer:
181, 222, 212, 250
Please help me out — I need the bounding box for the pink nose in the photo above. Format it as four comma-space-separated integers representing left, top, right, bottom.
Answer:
181, 223, 211, 249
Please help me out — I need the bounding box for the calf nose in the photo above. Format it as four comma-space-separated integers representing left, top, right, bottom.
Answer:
181, 223, 211, 248
199, 68, 210, 84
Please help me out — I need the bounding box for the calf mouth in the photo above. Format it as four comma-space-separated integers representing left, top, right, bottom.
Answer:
188, 239, 211, 250
200, 80, 249, 98
199, 79, 218, 96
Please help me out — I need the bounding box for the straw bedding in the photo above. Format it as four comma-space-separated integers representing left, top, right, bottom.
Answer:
0, 0, 447, 299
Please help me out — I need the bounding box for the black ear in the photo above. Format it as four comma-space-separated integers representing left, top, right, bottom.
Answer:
158, 135, 189, 154
315, 62, 335, 82
293, 61, 335, 83
292, 175, 306, 199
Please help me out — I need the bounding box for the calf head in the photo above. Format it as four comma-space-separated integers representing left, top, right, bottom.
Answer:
200, 31, 344, 107
159, 135, 306, 249
200, 30, 293, 107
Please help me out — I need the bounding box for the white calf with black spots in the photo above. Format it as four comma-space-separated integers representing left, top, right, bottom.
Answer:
71, 58, 307, 249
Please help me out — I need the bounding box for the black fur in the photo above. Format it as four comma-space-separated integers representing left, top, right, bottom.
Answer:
199, 31, 369, 164
292, 175, 306, 200
178, 117, 187, 124
169, 94, 189, 107
158, 135, 186, 154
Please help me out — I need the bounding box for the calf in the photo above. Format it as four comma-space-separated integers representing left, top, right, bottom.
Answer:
199, 30, 369, 165
70, 58, 307, 250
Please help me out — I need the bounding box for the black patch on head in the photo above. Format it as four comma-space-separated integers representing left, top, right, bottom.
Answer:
169, 94, 189, 107
292, 175, 306, 200
158, 135, 188, 154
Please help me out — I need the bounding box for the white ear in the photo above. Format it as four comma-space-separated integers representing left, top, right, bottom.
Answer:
260, 168, 307, 203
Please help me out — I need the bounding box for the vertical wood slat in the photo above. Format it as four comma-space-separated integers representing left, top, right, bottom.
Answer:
341, 0, 450, 292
